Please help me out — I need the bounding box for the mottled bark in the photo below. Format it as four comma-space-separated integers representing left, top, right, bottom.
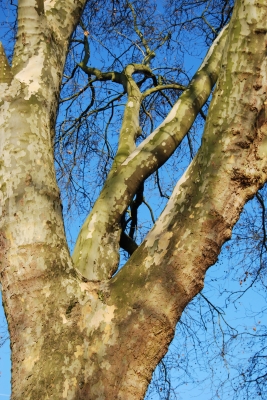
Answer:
1, 1, 267, 400
73, 25, 229, 280
0, 43, 13, 84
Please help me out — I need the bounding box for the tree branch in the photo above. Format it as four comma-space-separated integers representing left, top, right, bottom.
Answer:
0, 42, 13, 85
72, 24, 229, 280
106, 6, 267, 394
142, 83, 186, 99
78, 64, 123, 84
127, 2, 155, 65
120, 232, 138, 255
110, 64, 156, 170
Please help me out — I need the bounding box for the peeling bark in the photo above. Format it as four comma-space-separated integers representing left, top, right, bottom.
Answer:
73, 25, 229, 280
0, 42, 13, 85
1, 1, 267, 399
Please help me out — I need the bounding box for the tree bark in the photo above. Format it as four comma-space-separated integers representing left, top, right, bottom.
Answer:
1, 0, 267, 399
72, 25, 229, 280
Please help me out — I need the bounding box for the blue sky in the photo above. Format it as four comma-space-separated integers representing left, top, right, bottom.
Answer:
0, 294, 10, 398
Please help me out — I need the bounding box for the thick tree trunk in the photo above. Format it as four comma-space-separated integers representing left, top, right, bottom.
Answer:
1, 1, 267, 399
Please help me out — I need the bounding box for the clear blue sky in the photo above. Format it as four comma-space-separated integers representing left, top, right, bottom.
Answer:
0, 294, 10, 398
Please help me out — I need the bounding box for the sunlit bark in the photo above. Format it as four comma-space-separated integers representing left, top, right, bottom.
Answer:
1, 1, 267, 399
73, 25, 229, 280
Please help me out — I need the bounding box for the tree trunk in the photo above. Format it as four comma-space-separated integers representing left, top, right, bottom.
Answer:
1, 0, 267, 399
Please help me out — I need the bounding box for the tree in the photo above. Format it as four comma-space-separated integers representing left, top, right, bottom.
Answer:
1, 0, 267, 398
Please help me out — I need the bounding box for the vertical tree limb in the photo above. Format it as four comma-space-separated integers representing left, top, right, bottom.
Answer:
0, 42, 13, 86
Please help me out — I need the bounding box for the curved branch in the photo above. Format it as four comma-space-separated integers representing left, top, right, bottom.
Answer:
78, 63, 123, 84
72, 24, 229, 280
120, 232, 138, 255
142, 83, 186, 99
